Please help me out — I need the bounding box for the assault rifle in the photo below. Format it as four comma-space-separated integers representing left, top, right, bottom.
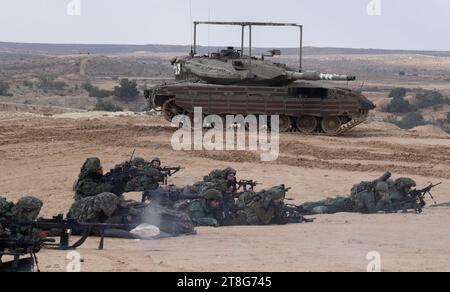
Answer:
237, 180, 261, 191
0, 214, 131, 250
160, 166, 184, 185
281, 204, 315, 223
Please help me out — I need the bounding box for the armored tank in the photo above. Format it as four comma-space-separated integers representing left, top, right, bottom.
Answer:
145, 22, 375, 135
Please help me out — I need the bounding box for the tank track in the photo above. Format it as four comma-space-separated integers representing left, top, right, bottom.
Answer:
157, 97, 368, 136
285, 110, 369, 136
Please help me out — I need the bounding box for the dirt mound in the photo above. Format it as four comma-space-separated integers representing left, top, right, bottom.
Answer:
360, 121, 401, 131
409, 125, 449, 137
52, 111, 142, 119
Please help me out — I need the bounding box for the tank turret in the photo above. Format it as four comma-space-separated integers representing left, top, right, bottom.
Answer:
145, 21, 376, 135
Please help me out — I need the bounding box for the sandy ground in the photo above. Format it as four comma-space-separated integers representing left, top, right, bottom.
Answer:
0, 111, 449, 272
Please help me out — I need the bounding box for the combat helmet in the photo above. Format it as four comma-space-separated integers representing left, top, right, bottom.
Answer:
374, 181, 389, 192
261, 185, 288, 208
202, 189, 223, 201
11, 196, 43, 222
395, 178, 417, 190
223, 167, 237, 180
132, 157, 147, 168
80, 157, 102, 176
150, 157, 161, 164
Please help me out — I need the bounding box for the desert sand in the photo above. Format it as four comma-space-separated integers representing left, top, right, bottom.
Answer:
0, 111, 449, 272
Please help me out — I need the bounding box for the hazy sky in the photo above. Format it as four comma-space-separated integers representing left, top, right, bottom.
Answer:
0, 0, 449, 50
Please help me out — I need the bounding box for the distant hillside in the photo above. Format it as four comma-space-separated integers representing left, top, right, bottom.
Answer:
1, 41, 450, 57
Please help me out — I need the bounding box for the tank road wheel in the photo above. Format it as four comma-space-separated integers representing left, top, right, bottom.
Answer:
278, 115, 293, 132
162, 98, 186, 122
321, 116, 342, 135
296, 116, 318, 133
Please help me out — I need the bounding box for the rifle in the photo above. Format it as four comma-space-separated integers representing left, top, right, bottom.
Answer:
237, 180, 261, 191
0, 214, 131, 251
160, 166, 184, 185
0, 235, 54, 272
281, 204, 315, 223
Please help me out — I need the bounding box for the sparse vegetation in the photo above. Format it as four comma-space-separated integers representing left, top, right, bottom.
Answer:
0, 80, 12, 96
37, 75, 67, 91
389, 88, 407, 99
384, 96, 416, 113
447, 112, 450, 123
23, 80, 34, 89
82, 80, 113, 98
386, 112, 426, 129
414, 90, 448, 109
114, 79, 139, 101
93, 99, 123, 112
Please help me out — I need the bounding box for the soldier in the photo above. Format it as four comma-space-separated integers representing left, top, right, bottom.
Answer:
131, 157, 147, 169
150, 157, 162, 170
199, 167, 238, 195
354, 181, 391, 213
0, 196, 14, 220
68, 192, 125, 223
390, 177, 416, 202
11, 196, 44, 223
298, 181, 391, 215
297, 196, 353, 215
0, 195, 43, 222
0, 196, 44, 272
125, 157, 162, 192
223, 167, 238, 193
188, 189, 224, 227
74, 157, 115, 201
226, 185, 290, 226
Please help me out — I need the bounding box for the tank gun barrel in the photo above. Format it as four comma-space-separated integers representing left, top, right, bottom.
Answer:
287, 71, 356, 81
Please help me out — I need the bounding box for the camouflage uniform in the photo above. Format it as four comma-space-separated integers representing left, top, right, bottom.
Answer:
11, 196, 44, 222
74, 158, 114, 201
188, 189, 223, 227
124, 157, 162, 192
299, 182, 391, 214
150, 157, 162, 170
228, 185, 289, 225
297, 196, 353, 215
0, 196, 14, 219
388, 178, 419, 211
141, 204, 195, 236
68, 192, 122, 223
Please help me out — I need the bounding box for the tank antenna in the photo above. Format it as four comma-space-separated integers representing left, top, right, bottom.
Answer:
189, 0, 193, 50
360, 81, 365, 92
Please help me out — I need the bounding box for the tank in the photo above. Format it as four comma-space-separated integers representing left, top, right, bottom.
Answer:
145, 22, 375, 135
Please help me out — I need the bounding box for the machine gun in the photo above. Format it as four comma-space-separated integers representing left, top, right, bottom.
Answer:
160, 166, 184, 185
0, 234, 54, 272
105, 157, 146, 194
398, 182, 442, 213
0, 214, 131, 251
352, 171, 392, 195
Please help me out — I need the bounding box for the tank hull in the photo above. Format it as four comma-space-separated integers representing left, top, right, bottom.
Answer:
145, 82, 375, 135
